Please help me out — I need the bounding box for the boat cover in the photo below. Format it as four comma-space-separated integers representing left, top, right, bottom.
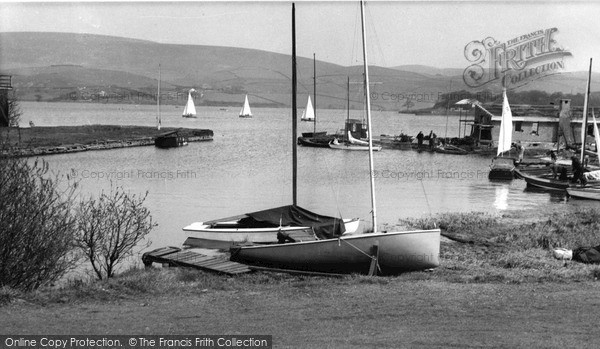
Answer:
238, 205, 345, 239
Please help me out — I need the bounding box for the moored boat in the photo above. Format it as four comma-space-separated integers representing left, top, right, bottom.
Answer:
567, 186, 600, 200
488, 156, 516, 180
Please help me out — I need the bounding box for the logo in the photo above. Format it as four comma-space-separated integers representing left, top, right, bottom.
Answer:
463, 28, 572, 89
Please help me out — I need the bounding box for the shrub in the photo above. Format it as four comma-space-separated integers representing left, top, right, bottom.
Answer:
0, 157, 78, 290
75, 185, 157, 280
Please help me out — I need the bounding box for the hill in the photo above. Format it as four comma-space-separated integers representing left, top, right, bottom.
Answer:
1, 32, 599, 111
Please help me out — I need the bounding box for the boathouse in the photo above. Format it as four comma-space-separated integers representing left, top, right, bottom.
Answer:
461, 98, 598, 149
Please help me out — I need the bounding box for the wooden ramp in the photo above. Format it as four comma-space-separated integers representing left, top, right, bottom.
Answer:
142, 247, 251, 275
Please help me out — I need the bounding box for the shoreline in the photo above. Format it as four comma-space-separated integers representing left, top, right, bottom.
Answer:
0, 125, 213, 157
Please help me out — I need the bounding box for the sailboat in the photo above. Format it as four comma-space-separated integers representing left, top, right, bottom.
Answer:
230, 2, 440, 275
239, 94, 253, 118
329, 76, 382, 151
297, 53, 336, 147
300, 95, 315, 122
182, 89, 197, 118
155, 64, 188, 148
567, 110, 600, 200
488, 88, 516, 180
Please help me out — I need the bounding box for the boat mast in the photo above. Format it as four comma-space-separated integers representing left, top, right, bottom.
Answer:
313, 53, 317, 135
580, 58, 592, 164
360, 0, 377, 232
346, 76, 350, 138
292, 3, 298, 206
157, 64, 161, 130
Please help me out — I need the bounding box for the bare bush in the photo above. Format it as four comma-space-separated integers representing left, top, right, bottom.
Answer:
75, 186, 156, 280
0, 157, 78, 291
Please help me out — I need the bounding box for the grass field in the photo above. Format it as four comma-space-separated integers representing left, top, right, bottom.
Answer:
2, 206, 600, 347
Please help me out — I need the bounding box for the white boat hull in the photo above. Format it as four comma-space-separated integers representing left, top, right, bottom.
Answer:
183, 218, 360, 249
329, 142, 382, 151
567, 187, 600, 201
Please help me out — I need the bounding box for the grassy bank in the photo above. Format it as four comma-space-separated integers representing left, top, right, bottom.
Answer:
0, 125, 213, 156
2, 205, 599, 307
2, 206, 600, 347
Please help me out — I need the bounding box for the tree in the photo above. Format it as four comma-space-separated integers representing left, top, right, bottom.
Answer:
0, 157, 78, 290
0, 91, 21, 127
75, 186, 156, 280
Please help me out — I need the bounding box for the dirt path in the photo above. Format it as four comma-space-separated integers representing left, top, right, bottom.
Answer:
2, 280, 600, 348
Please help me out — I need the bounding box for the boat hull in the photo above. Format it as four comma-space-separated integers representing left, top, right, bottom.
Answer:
515, 169, 570, 191
183, 218, 361, 249
567, 187, 600, 200
230, 229, 441, 275
239, 114, 252, 118
298, 137, 332, 148
329, 143, 382, 151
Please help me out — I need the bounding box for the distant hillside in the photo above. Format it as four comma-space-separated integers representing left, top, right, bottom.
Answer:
391, 65, 464, 77
1, 32, 599, 111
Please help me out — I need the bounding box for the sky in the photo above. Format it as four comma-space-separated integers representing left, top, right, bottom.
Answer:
2, 1, 600, 72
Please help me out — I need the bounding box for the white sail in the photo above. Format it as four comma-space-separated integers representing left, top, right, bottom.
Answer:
239, 95, 252, 117
497, 88, 513, 156
182, 91, 197, 117
301, 96, 315, 121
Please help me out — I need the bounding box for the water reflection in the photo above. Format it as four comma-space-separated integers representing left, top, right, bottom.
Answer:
493, 186, 509, 210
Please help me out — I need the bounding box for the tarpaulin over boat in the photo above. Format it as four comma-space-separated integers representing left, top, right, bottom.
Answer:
238, 205, 345, 239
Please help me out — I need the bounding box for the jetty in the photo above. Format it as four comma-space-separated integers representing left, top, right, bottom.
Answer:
142, 247, 251, 276
0, 125, 213, 157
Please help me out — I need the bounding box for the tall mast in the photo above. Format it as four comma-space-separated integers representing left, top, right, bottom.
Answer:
157, 64, 161, 130
580, 58, 592, 164
292, 3, 298, 206
313, 53, 317, 135
346, 76, 350, 138
360, 0, 377, 232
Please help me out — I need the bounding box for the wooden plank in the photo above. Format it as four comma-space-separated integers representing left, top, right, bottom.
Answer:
142, 248, 252, 275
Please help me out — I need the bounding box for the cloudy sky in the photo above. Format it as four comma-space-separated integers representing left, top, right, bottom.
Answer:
2, 1, 600, 72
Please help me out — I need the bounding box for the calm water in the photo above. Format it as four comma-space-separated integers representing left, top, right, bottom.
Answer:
19, 102, 594, 251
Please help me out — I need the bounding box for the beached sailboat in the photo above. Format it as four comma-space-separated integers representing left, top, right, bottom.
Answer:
239, 94, 253, 118
230, 2, 440, 275
489, 89, 516, 180
301, 96, 315, 122
182, 89, 197, 118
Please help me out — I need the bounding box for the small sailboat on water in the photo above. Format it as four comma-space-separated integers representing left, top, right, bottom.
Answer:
239, 94, 253, 118
182, 89, 197, 118
301, 96, 315, 122
488, 88, 516, 180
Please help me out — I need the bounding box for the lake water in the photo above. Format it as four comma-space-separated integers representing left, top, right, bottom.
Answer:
19, 101, 595, 252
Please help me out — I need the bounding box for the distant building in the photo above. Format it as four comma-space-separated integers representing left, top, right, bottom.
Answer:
459, 99, 598, 149
0, 75, 13, 127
